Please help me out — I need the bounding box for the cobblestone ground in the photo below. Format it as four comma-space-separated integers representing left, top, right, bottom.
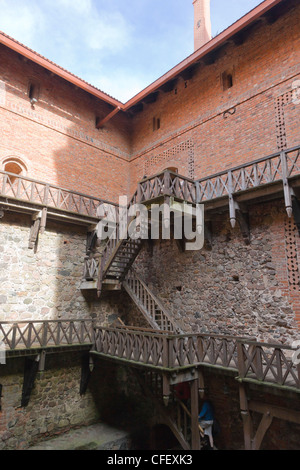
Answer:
27, 423, 131, 450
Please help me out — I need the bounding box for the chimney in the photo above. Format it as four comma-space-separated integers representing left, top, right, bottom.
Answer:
193, 0, 212, 50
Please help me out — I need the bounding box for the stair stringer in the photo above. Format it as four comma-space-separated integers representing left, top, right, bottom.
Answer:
123, 268, 183, 334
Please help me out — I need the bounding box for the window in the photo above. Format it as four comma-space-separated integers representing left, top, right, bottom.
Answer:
153, 117, 161, 131
221, 70, 234, 91
2, 157, 27, 182
165, 167, 178, 174
28, 81, 40, 105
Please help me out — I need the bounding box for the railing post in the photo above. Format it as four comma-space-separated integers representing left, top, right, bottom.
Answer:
190, 378, 201, 450
42, 322, 48, 347
163, 335, 169, 369
237, 341, 246, 378
43, 184, 49, 206
11, 323, 17, 350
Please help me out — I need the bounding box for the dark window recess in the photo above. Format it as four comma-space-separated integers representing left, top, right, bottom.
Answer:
153, 117, 161, 131
222, 71, 234, 91
28, 81, 40, 104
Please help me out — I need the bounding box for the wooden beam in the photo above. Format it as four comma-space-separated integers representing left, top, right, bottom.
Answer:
96, 106, 121, 129
239, 383, 252, 450
190, 379, 201, 450
249, 400, 300, 426
21, 357, 39, 407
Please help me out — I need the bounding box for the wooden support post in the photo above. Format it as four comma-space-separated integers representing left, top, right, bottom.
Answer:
239, 383, 252, 450
86, 227, 97, 253
28, 208, 47, 250
38, 350, 46, 372
236, 209, 250, 245
162, 374, 171, 407
28, 217, 41, 249
21, 357, 39, 407
252, 412, 273, 450
198, 369, 205, 399
190, 379, 200, 450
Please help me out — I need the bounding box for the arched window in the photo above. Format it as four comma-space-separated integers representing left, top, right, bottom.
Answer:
165, 167, 178, 174
2, 157, 28, 183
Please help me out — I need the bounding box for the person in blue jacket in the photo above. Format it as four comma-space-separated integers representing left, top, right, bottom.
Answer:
198, 400, 214, 449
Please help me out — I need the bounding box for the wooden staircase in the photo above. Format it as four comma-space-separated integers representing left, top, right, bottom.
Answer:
136, 370, 204, 450
96, 214, 147, 296
123, 268, 182, 333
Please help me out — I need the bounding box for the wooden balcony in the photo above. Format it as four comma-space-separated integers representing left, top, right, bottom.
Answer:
0, 170, 116, 226
0, 319, 94, 357
92, 326, 300, 393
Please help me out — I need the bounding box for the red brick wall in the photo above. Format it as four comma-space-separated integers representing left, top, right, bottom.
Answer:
129, 3, 300, 195
0, 45, 131, 203
1, 4, 299, 202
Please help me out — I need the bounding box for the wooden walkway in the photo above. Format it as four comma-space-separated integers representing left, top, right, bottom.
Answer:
2, 320, 299, 392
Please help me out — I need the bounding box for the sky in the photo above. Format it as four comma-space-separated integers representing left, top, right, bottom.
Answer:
0, 0, 263, 103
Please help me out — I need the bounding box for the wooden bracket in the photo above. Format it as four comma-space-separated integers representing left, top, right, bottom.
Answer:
28, 208, 47, 250
86, 227, 98, 254
236, 210, 250, 245
229, 196, 250, 244
21, 356, 39, 407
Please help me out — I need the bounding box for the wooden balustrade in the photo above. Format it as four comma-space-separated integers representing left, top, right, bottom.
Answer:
137, 171, 197, 205
237, 340, 300, 389
195, 145, 300, 203
92, 327, 300, 391
123, 269, 181, 333
0, 170, 115, 219
1, 321, 299, 391
0, 319, 94, 351
1, 146, 300, 224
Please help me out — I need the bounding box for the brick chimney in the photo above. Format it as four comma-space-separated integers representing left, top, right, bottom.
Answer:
193, 0, 212, 50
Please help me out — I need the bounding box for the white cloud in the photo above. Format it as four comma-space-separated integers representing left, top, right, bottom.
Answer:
0, 0, 45, 45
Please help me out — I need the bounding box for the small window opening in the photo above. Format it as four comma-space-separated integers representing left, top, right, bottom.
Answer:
153, 117, 161, 131
28, 81, 39, 105
222, 71, 234, 91
2, 158, 27, 183
166, 167, 178, 174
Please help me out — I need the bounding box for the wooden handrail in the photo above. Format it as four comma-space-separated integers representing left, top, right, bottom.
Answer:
0, 319, 94, 351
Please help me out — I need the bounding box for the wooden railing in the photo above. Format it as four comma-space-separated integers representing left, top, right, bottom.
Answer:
123, 269, 182, 333
135, 171, 197, 205
0, 170, 115, 218
1, 321, 299, 391
237, 340, 300, 389
1, 146, 300, 224
83, 255, 100, 281
93, 327, 300, 391
0, 319, 94, 351
195, 145, 300, 203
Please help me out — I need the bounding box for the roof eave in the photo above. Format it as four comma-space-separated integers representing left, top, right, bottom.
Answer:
123, 0, 284, 111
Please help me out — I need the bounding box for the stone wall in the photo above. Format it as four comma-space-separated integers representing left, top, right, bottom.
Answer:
135, 201, 300, 344
0, 352, 100, 450
0, 212, 96, 321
